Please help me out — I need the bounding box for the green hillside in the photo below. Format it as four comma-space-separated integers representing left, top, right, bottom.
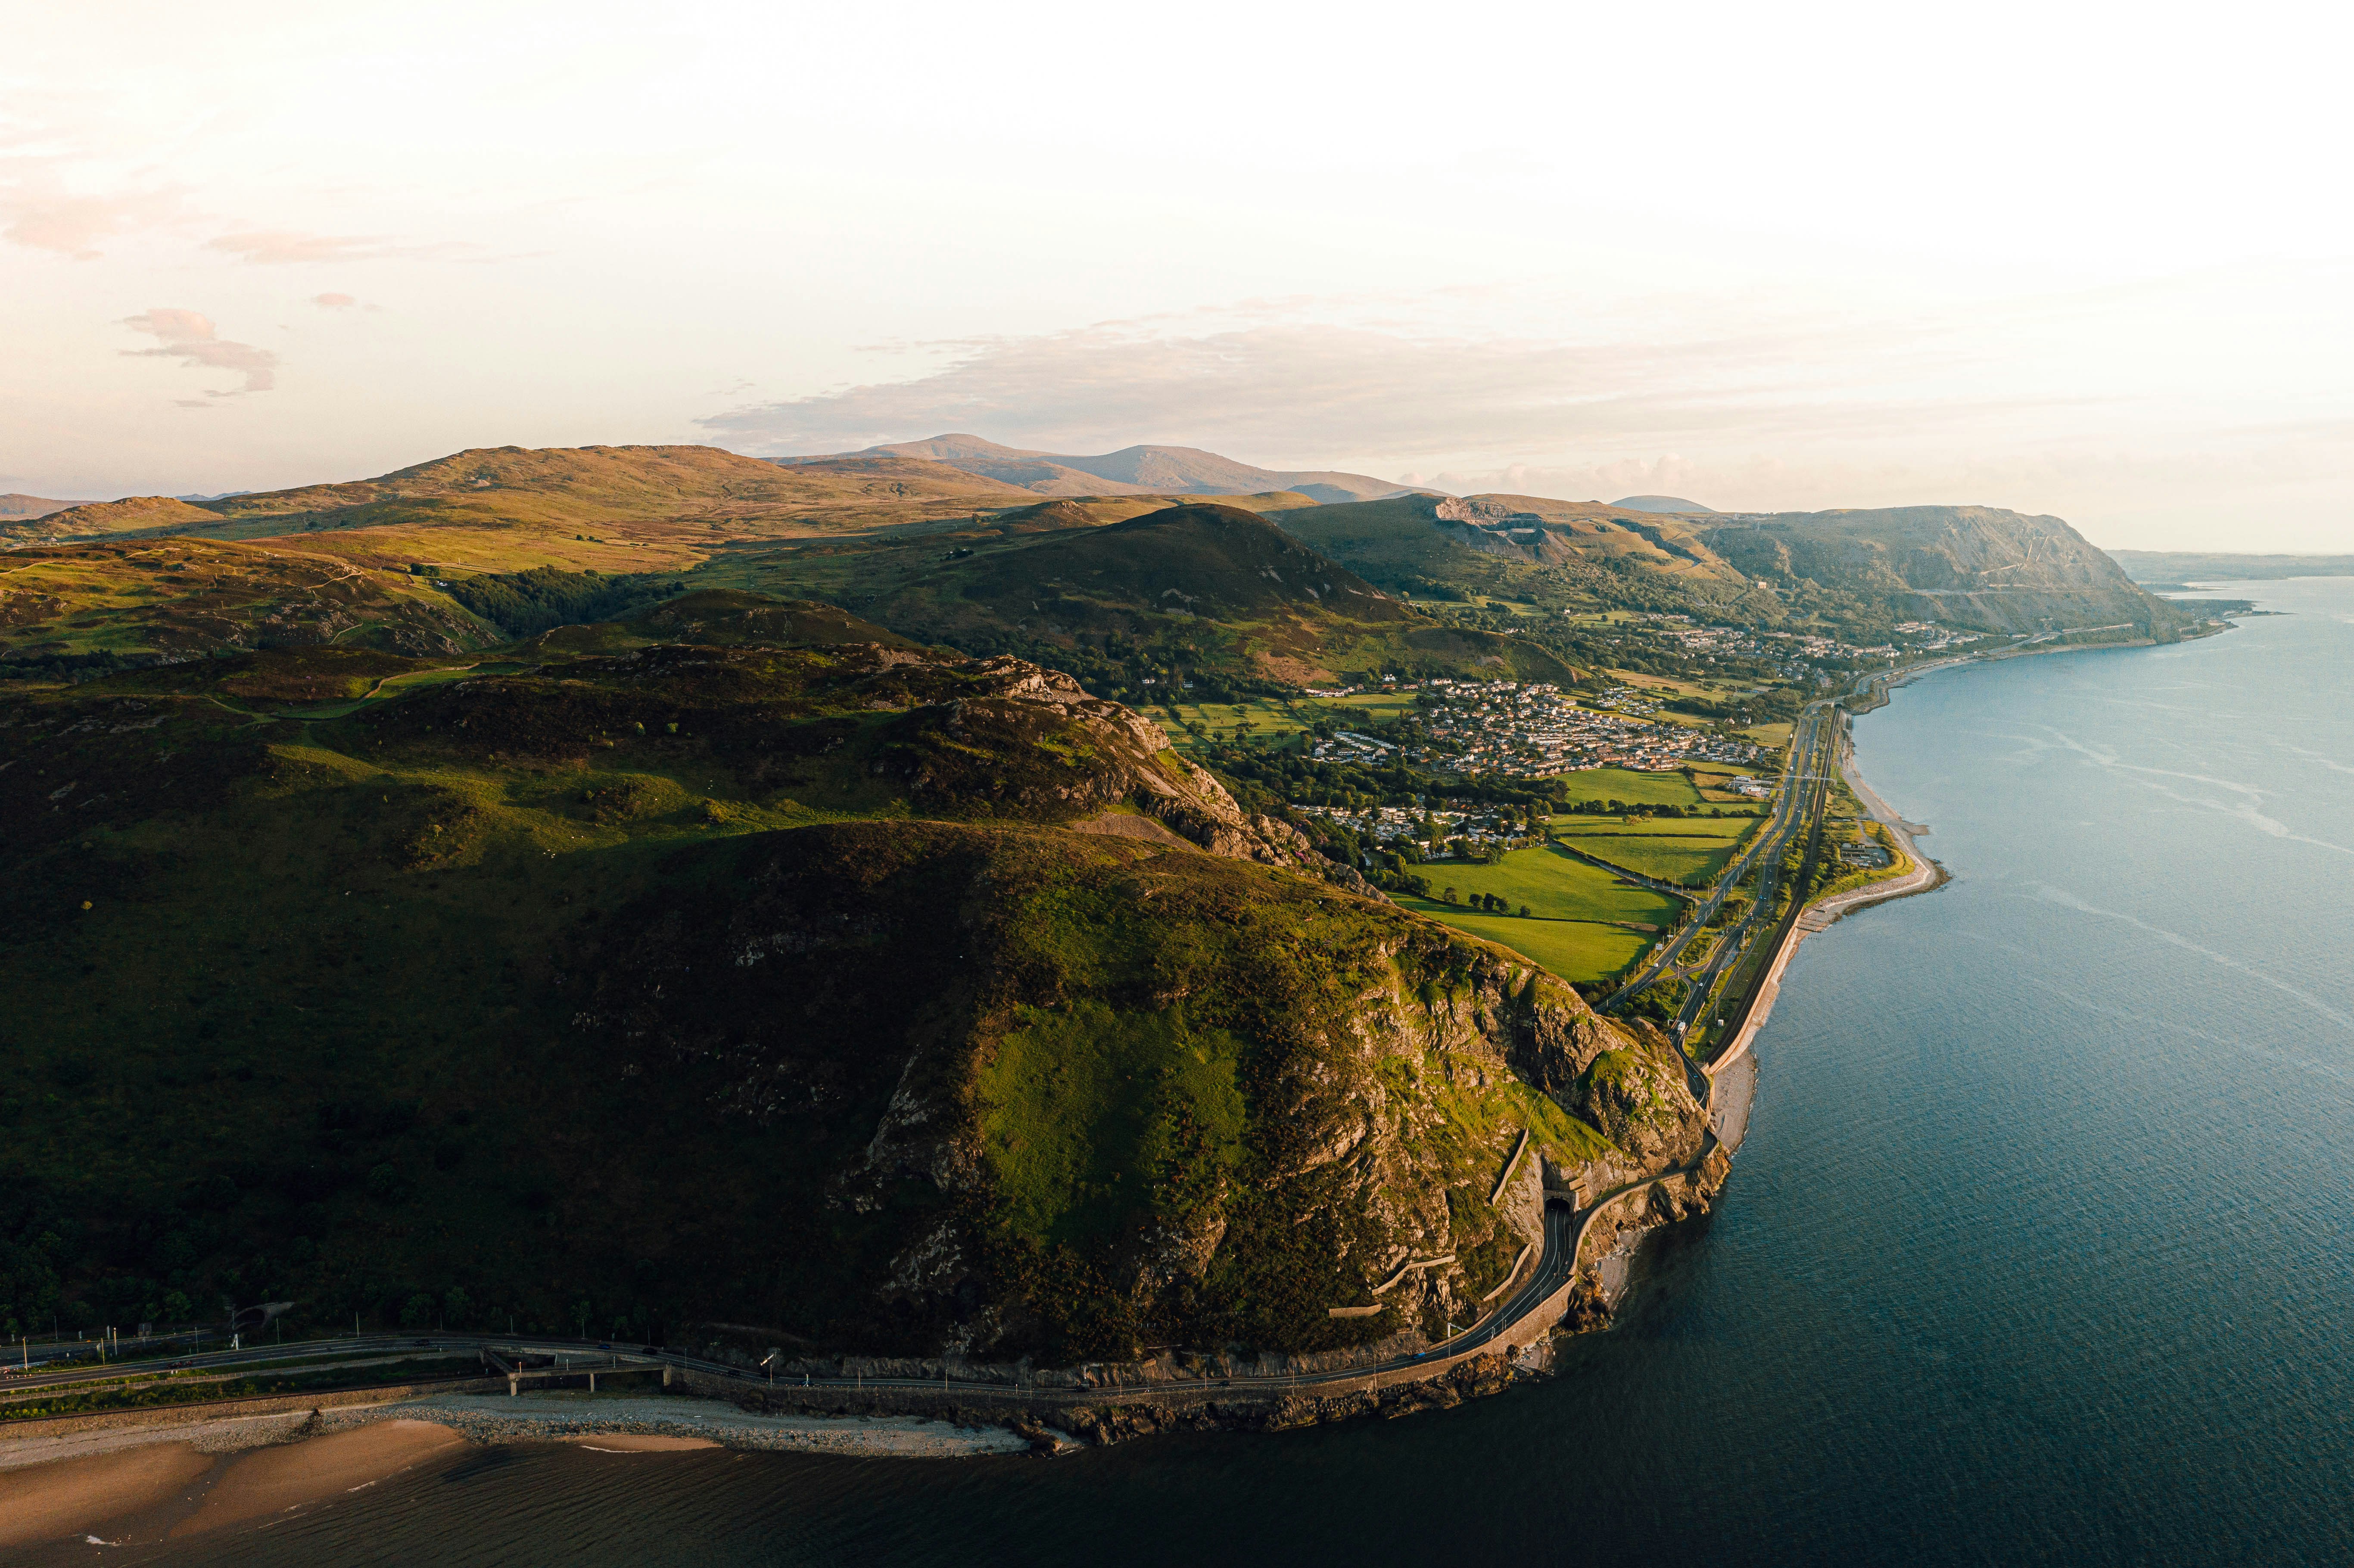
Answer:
0, 635, 1703, 1363
728, 501, 1582, 693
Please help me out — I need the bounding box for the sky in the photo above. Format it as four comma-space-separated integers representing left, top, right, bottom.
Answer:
5, 0, 2350, 550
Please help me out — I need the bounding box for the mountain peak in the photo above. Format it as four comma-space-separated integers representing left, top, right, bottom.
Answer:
792, 434, 1418, 505
1613, 495, 1717, 514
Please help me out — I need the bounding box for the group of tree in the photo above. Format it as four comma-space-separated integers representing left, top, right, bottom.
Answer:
436, 566, 679, 638
1435, 888, 1528, 916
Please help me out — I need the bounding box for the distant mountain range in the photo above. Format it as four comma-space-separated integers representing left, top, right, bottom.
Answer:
0, 493, 74, 521
2107, 549, 2354, 584
4, 439, 2194, 678
782, 434, 1425, 505
1612, 495, 1717, 514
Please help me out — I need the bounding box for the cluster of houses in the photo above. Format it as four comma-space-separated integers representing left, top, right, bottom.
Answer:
1890, 621, 1983, 652
1342, 679, 1762, 777
1291, 801, 1531, 860
1644, 616, 1898, 676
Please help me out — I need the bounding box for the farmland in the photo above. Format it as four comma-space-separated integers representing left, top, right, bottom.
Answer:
1396, 842, 1681, 985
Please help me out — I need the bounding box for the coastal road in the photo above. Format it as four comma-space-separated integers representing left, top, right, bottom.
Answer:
0, 1190, 1671, 1417
1606, 697, 1841, 1037
1674, 701, 1844, 1048
1599, 700, 1832, 1011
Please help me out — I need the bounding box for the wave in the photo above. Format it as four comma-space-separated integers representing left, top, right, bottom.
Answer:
2024, 882, 2354, 1036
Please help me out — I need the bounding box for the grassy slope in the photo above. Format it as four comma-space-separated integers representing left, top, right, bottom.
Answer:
1270, 495, 1771, 623
0, 537, 495, 667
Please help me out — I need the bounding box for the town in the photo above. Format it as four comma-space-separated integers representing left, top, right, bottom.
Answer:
1305, 678, 1764, 777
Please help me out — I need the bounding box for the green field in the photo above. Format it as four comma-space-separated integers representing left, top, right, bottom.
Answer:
1159, 696, 1318, 745
1548, 767, 1713, 809
1161, 689, 1425, 749
1308, 690, 1425, 723
1398, 843, 1680, 984
1552, 816, 1760, 887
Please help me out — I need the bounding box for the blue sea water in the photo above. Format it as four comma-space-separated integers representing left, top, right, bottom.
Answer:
102, 581, 2354, 1566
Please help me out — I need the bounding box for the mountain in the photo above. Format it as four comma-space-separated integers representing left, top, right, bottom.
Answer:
4, 494, 224, 540
0, 445, 1043, 670
1277, 493, 1746, 601
798, 501, 1580, 689
1697, 506, 2195, 636
0, 493, 76, 521
1276, 493, 2193, 640
1613, 495, 1717, 514
12, 445, 1028, 547
1, 633, 1713, 1363
797, 434, 1422, 504
2107, 549, 2354, 584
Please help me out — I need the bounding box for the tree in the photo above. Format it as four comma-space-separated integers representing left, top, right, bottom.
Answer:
1441, 886, 1458, 905
1518, 903, 1532, 918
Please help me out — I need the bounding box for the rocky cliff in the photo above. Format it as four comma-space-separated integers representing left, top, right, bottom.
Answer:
573, 813, 1706, 1362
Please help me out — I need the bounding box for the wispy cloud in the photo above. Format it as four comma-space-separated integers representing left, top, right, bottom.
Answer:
694, 316, 2038, 467
0, 168, 190, 259
118, 308, 278, 395
693, 293, 2354, 524
205, 229, 469, 264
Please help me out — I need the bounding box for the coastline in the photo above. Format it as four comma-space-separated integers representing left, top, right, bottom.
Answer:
0, 645, 2080, 1518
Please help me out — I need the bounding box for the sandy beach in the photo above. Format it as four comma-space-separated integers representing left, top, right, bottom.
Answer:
0, 1387, 1034, 1551
165, 1419, 466, 1539
0, 1442, 216, 1551
0, 1418, 467, 1551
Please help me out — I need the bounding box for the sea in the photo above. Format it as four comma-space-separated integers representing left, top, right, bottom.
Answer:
96, 579, 2354, 1566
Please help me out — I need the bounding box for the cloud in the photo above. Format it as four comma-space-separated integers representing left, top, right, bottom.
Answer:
207, 230, 465, 264
0, 169, 190, 259
693, 291, 2354, 538
117, 308, 279, 395
312, 292, 358, 308
693, 316, 2036, 468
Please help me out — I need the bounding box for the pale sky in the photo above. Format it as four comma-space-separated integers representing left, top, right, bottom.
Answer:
6, 0, 2350, 549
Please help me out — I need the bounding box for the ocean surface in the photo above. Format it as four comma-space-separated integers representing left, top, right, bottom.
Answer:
117, 581, 2354, 1566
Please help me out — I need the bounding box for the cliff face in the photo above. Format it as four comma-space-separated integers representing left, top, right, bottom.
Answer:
573, 816, 1706, 1363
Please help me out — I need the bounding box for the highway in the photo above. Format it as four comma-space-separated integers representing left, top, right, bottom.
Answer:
1671, 702, 1842, 1053
1602, 697, 1842, 1017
